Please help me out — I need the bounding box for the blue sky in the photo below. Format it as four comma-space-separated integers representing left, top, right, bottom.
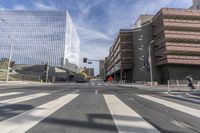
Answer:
0, 0, 192, 74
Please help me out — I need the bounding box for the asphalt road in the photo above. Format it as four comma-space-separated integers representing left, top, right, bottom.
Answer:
0, 81, 199, 133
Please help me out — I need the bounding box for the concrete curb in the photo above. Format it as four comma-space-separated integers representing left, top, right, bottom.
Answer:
116, 84, 192, 92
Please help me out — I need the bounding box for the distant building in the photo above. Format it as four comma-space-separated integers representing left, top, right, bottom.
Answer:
190, 0, 200, 10
0, 10, 80, 68
105, 29, 133, 82
63, 59, 79, 73
105, 15, 153, 83
80, 67, 94, 78
99, 60, 105, 80
86, 68, 94, 77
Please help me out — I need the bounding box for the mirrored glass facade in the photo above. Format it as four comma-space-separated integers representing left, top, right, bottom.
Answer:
0, 10, 80, 67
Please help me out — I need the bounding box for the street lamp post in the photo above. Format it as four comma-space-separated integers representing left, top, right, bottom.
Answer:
148, 40, 155, 86
5, 36, 14, 83
1, 18, 15, 83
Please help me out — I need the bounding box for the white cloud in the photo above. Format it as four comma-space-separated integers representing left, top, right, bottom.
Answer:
34, 2, 56, 10
77, 0, 104, 15
0, 7, 5, 10
77, 26, 112, 41
14, 5, 27, 10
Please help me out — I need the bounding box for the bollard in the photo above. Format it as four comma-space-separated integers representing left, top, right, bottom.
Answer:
168, 80, 170, 93
176, 80, 179, 86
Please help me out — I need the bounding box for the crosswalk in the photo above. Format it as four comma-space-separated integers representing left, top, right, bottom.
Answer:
0, 90, 198, 133
138, 94, 200, 118
104, 95, 161, 133
0, 93, 49, 108
90, 83, 109, 86
0, 92, 23, 97
0, 93, 79, 133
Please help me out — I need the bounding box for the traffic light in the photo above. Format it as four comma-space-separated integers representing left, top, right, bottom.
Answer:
143, 56, 149, 67
83, 58, 87, 63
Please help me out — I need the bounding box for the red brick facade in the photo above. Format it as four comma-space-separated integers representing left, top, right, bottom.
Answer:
152, 8, 200, 66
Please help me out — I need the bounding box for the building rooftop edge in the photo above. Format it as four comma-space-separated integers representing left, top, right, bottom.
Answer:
0, 9, 68, 13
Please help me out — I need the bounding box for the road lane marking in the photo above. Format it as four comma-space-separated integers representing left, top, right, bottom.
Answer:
0, 92, 23, 97
0, 93, 49, 107
104, 94, 160, 133
138, 95, 200, 118
171, 119, 197, 131
0, 93, 79, 133
72, 89, 79, 93
163, 92, 200, 103
186, 93, 200, 99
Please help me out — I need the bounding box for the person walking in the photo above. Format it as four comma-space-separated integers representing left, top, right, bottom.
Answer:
186, 75, 195, 90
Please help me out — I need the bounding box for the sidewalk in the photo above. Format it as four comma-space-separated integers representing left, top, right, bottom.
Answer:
116, 83, 194, 92
0, 81, 79, 87
0, 81, 53, 86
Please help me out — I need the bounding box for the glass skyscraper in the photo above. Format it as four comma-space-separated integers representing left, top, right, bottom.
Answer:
0, 10, 80, 67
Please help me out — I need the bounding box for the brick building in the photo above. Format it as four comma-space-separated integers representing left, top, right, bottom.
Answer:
105, 29, 133, 82
152, 8, 200, 83
105, 15, 153, 83
105, 8, 200, 84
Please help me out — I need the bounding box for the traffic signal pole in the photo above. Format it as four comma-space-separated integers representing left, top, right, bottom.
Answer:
45, 63, 49, 83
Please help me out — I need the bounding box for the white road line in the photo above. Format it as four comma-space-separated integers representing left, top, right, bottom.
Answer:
0, 93, 49, 107
161, 92, 200, 103
72, 89, 79, 93
186, 93, 200, 99
0, 93, 79, 133
138, 95, 200, 118
0, 92, 23, 97
104, 95, 160, 133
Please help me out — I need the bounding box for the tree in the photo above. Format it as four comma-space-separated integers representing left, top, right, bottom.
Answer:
78, 72, 86, 78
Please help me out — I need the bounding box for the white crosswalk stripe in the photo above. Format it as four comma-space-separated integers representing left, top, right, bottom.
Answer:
104, 94, 160, 133
163, 92, 200, 104
0, 92, 23, 97
138, 95, 200, 118
0, 93, 49, 108
0, 93, 79, 133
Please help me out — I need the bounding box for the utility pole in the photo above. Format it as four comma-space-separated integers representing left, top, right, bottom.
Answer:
45, 63, 49, 83
148, 40, 155, 86
5, 36, 14, 83
1, 18, 15, 83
